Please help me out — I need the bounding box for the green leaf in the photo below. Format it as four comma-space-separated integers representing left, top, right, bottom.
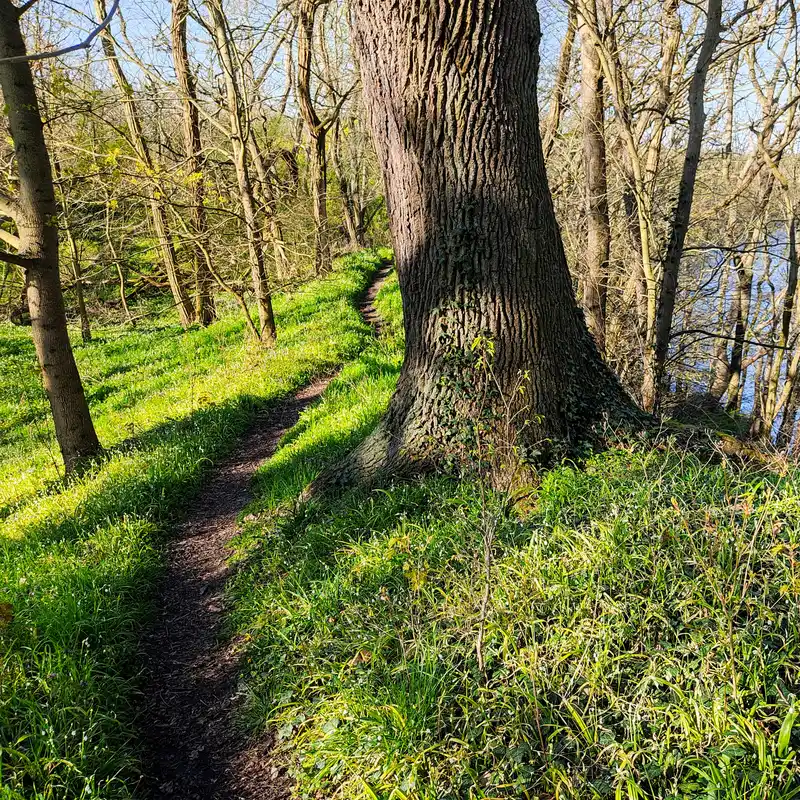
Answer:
777, 704, 797, 757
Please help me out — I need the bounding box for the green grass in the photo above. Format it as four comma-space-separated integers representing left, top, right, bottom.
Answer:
229, 273, 800, 799
0, 248, 390, 800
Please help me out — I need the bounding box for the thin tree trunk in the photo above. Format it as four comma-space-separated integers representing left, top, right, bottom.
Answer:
171, 0, 214, 325
207, 0, 276, 342
777, 380, 799, 450
309, 132, 330, 272
247, 132, 290, 280
51, 154, 92, 343
579, 0, 610, 353
94, 0, 195, 329
194, 235, 262, 341
333, 118, 365, 249
297, 0, 332, 274
103, 202, 134, 326
332, 0, 638, 486
0, 0, 100, 472
766, 212, 800, 429
65, 227, 92, 342
706, 260, 738, 404
646, 0, 723, 409
761, 215, 798, 433
542, 1, 577, 161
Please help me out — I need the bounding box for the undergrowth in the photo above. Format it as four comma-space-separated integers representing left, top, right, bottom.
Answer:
0, 248, 389, 799
231, 273, 800, 799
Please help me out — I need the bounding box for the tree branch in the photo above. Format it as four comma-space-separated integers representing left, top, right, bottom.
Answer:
15, 0, 42, 16
0, 249, 35, 268
0, 0, 120, 63
671, 327, 793, 351
0, 227, 21, 250
0, 192, 18, 220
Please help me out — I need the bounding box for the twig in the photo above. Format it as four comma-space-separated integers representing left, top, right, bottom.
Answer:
0, 0, 120, 64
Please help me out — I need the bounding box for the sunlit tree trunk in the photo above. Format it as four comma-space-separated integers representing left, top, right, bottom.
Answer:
171, 0, 214, 325
645, 0, 723, 409
542, 1, 577, 161
65, 228, 92, 343
579, 0, 609, 353
0, 0, 100, 472
334, 0, 638, 485
247, 132, 290, 280
206, 0, 276, 343
297, 0, 332, 274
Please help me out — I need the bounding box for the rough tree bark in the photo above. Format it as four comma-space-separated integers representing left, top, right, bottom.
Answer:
579, 0, 610, 353
171, 0, 214, 325
0, 0, 100, 472
335, 0, 637, 486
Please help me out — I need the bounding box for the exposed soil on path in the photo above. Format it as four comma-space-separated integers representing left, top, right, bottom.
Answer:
140, 264, 392, 800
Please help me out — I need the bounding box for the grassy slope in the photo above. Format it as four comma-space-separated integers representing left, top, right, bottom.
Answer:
0, 249, 389, 800
231, 274, 800, 800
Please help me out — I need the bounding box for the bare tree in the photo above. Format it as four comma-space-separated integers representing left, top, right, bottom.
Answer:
296, 0, 337, 274
578, 0, 610, 352
94, 0, 195, 329
0, 0, 99, 472
646, 0, 723, 409
171, 0, 214, 325
205, 0, 276, 343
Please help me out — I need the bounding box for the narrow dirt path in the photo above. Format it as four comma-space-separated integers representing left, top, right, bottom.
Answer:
140, 264, 391, 800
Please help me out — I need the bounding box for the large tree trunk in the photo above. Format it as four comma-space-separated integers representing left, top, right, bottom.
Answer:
338, 0, 637, 485
579, 0, 610, 353
0, 1, 100, 473
171, 0, 214, 326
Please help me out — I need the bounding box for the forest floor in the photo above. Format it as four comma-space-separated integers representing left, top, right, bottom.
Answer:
2, 251, 800, 800
140, 264, 392, 800
223, 273, 800, 800
0, 250, 391, 800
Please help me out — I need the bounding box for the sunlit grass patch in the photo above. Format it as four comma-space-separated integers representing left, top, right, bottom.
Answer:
0, 249, 389, 799
231, 272, 800, 800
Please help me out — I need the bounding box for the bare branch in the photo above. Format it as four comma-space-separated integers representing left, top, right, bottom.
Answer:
671, 327, 793, 351
0, 249, 34, 268
15, 0, 41, 17
0, 0, 120, 64
0, 192, 18, 220
0, 227, 21, 250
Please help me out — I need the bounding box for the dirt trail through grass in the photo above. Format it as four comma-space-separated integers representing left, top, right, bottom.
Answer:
141, 264, 392, 799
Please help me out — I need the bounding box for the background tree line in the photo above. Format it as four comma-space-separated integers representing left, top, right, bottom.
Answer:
1, 0, 385, 339
1, 0, 799, 470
